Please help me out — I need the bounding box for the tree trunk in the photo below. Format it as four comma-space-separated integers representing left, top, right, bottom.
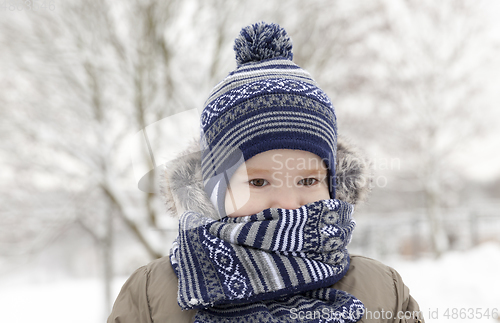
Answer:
102, 206, 114, 318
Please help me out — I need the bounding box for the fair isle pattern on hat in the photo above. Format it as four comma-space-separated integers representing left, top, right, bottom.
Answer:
200, 75, 337, 180
170, 199, 365, 322
200, 23, 338, 217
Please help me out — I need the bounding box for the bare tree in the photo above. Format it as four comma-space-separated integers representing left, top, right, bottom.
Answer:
363, 0, 494, 257
0, 0, 202, 314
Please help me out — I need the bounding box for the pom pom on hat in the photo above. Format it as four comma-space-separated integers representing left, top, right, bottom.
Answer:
234, 22, 293, 67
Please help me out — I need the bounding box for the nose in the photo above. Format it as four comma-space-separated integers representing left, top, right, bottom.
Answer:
270, 188, 302, 210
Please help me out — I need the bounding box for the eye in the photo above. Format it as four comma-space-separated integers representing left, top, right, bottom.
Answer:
249, 179, 269, 187
298, 178, 319, 186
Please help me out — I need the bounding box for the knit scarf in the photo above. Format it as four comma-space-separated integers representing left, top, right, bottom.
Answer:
170, 199, 365, 322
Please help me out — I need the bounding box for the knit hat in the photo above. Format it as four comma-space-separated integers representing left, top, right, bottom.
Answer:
200, 22, 337, 218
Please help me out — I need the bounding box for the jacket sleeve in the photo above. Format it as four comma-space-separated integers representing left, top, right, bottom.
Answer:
107, 266, 153, 323
333, 255, 424, 323
107, 257, 197, 323
391, 267, 424, 323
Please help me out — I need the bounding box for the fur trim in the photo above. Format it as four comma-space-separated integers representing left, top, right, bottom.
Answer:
159, 139, 218, 219
335, 136, 372, 205
160, 136, 372, 218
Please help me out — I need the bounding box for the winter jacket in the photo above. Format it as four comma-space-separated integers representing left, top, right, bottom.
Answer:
108, 137, 424, 323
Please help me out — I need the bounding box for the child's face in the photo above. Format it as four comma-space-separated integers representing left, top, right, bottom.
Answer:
225, 149, 330, 217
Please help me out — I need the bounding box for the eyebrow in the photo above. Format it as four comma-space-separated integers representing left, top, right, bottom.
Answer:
245, 168, 271, 176
301, 165, 327, 172
245, 167, 327, 176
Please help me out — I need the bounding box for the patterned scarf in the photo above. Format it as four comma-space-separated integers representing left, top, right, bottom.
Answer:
170, 199, 365, 322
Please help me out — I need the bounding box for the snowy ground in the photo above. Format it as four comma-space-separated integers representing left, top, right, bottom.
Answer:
0, 242, 499, 323
385, 242, 500, 323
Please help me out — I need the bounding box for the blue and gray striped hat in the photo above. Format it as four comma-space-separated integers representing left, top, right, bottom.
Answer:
200, 22, 337, 217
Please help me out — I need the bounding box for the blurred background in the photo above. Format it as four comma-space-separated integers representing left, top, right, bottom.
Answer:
1, 0, 499, 322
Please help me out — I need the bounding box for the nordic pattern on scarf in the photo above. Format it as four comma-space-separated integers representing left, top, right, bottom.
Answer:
195, 291, 365, 323
170, 199, 365, 322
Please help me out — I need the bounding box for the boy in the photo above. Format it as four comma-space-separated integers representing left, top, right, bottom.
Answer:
108, 22, 423, 323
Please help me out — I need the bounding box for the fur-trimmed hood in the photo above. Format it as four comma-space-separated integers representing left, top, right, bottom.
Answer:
160, 136, 372, 219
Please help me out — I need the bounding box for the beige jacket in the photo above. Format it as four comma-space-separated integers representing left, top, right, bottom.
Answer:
108, 137, 424, 323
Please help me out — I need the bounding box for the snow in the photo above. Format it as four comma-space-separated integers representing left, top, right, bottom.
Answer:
0, 243, 499, 322
0, 278, 107, 323
385, 242, 500, 323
